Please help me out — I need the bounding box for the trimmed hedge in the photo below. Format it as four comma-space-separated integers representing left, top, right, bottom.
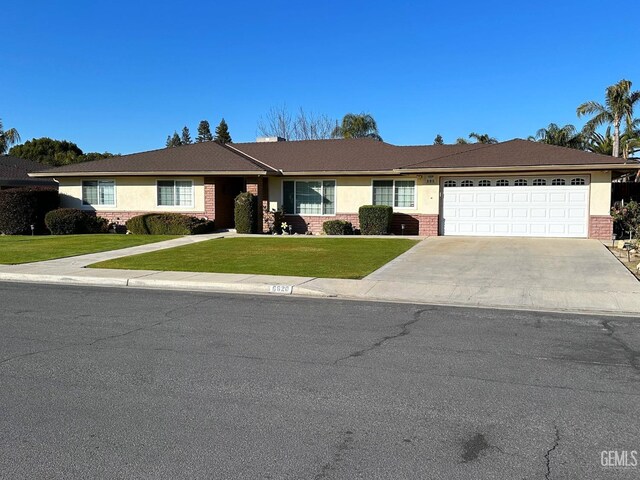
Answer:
234, 192, 256, 234
125, 213, 215, 235
323, 220, 354, 235
45, 208, 109, 235
0, 187, 59, 235
359, 205, 393, 235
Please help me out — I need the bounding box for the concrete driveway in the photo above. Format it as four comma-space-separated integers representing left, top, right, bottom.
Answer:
362, 237, 640, 314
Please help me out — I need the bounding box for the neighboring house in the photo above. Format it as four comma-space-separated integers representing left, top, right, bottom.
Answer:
0, 155, 57, 190
29, 138, 640, 239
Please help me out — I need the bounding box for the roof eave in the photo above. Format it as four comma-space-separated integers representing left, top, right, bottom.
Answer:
394, 163, 640, 174
29, 170, 271, 178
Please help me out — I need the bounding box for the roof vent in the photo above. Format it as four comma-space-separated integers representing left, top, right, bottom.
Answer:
256, 136, 286, 143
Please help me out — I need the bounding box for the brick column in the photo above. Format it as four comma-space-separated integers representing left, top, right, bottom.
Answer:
589, 215, 613, 240
204, 177, 215, 221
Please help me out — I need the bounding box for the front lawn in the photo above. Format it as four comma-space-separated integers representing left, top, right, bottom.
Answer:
0, 235, 178, 264
89, 237, 419, 279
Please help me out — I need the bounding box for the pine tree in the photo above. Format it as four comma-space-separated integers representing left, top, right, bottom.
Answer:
196, 120, 213, 142
166, 131, 182, 147
166, 135, 172, 147
433, 134, 444, 145
214, 118, 232, 144
181, 126, 192, 144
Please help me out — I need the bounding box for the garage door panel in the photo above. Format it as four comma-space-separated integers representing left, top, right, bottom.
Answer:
442, 177, 589, 238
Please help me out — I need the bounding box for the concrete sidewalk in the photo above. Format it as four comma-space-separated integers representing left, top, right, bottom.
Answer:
0, 235, 639, 317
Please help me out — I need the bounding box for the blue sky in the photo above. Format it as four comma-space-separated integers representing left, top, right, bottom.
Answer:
3, 0, 639, 154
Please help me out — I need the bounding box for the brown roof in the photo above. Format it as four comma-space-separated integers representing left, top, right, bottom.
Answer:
30, 137, 638, 177
32, 141, 268, 175
396, 139, 631, 170
0, 155, 56, 186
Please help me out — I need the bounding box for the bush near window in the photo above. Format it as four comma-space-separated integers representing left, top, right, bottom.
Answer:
126, 213, 215, 235
234, 192, 256, 234
322, 220, 354, 235
359, 205, 393, 235
45, 208, 109, 235
0, 187, 59, 235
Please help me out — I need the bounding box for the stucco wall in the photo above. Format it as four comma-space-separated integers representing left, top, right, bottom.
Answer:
589, 170, 612, 215
58, 176, 206, 213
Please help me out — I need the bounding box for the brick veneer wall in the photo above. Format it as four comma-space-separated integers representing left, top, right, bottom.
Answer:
589, 215, 613, 240
284, 213, 439, 236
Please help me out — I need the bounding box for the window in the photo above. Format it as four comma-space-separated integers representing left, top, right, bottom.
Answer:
282, 180, 335, 215
460, 180, 474, 187
478, 180, 491, 186
496, 179, 509, 186
443, 180, 456, 187
552, 178, 565, 186
571, 177, 585, 185
372, 180, 415, 208
514, 179, 528, 186
82, 180, 115, 206
533, 179, 547, 186
157, 180, 193, 206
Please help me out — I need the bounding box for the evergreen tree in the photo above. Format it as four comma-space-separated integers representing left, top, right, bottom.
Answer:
196, 120, 213, 142
166, 131, 182, 147
433, 134, 444, 145
214, 118, 232, 144
181, 126, 192, 144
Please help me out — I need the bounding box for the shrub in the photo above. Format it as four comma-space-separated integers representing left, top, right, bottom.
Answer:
44, 208, 109, 235
0, 187, 59, 235
359, 205, 393, 235
323, 220, 354, 235
125, 213, 215, 235
234, 192, 256, 234
611, 200, 640, 240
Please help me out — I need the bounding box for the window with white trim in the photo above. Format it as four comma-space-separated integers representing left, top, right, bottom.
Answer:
282, 180, 335, 215
496, 179, 509, 186
443, 180, 456, 187
460, 180, 474, 187
82, 180, 115, 206
570, 178, 585, 185
514, 179, 528, 186
157, 180, 194, 207
478, 180, 491, 186
533, 178, 546, 186
552, 178, 565, 186
372, 180, 415, 208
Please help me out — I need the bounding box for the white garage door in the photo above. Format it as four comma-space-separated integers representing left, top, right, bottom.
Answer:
441, 175, 589, 238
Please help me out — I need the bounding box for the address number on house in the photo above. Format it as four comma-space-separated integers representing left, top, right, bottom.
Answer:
269, 285, 293, 294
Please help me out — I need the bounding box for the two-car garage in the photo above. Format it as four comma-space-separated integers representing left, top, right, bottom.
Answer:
441, 175, 590, 238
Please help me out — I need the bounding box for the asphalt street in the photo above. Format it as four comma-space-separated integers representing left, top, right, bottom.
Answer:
0, 282, 639, 479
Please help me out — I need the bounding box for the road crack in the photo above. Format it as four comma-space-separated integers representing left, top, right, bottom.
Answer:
0, 297, 212, 366
544, 425, 560, 479
334, 308, 431, 364
314, 430, 354, 479
601, 321, 640, 373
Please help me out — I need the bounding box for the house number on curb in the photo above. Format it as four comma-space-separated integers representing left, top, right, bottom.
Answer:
269, 285, 293, 294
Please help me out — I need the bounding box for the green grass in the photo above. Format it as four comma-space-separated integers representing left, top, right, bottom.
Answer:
0, 235, 178, 264
89, 237, 419, 279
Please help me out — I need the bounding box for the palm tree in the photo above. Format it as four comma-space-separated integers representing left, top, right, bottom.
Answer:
0, 119, 21, 155
332, 113, 382, 141
585, 127, 614, 155
468, 132, 498, 144
577, 79, 640, 157
530, 123, 584, 149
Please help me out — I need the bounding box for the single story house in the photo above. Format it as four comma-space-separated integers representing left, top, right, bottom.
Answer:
30, 138, 640, 239
0, 155, 57, 190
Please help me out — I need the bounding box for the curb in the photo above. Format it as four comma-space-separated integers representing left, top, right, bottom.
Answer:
0, 272, 334, 298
